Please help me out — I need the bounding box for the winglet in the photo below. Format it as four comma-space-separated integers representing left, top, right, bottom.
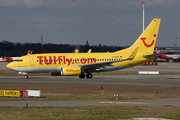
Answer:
87, 49, 92, 53
127, 47, 139, 60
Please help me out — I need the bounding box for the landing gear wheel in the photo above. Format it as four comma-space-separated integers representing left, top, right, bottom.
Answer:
86, 73, 93, 79
169, 59, 173, 62
24, 75, 29, 79
79, 73, 85, 78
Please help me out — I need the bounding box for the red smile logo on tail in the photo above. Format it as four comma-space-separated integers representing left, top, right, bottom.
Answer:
141, 34, 156, 47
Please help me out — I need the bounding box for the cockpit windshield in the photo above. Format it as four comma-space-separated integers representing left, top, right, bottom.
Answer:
14, 59, 23, 62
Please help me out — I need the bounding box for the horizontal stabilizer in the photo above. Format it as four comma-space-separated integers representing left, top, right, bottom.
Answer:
143, 52, 166, 58
143, 50, 172, 57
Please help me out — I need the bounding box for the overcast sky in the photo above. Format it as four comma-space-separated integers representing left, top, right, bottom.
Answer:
0, 0, 179, 47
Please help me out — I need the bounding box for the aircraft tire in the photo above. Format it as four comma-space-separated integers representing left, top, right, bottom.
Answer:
86, 73, 93, 79
169, 59, 174, 62
24, 75, 29, 79
79, 73, 85, 78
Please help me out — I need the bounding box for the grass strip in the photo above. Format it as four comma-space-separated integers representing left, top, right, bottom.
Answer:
0, 106, 179, 120
0, 94, 176, 101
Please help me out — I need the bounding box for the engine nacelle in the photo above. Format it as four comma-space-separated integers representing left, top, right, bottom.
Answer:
50, 67, 81, 76
61, 66, 81, 76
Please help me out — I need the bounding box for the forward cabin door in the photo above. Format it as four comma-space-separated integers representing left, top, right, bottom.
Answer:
30, 56, 35, 66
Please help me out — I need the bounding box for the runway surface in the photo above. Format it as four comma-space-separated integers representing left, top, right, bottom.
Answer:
0, 97, 180, 107
0, 74, 180, 86
1, 62, 180, 107
0, 75, 180, 107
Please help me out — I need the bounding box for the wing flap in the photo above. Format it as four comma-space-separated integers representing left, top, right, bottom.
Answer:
75, 47, 139, 70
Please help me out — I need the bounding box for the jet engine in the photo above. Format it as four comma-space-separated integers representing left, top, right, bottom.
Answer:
50, 67, 81, 76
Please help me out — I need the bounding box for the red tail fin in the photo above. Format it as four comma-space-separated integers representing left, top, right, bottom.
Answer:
155, 47, 161, 53
27, 50, 33, 55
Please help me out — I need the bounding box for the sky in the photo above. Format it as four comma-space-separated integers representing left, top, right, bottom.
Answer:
0, 0, 179, 47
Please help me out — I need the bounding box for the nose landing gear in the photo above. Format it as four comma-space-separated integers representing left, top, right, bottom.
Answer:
24, 75, 29, 79
18, 72, 29, 79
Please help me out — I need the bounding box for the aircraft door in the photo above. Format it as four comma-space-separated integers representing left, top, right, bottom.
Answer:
30, 56, 35, 66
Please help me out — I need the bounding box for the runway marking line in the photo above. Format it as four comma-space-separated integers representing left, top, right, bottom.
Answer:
89, 101, 150, 105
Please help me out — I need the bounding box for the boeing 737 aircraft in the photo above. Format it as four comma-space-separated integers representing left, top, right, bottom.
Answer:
155, 47, 180, 62
1, 45, 80, 62
0, 50, 33, 62
72, 45, 81, 53
7, 18, 161, 79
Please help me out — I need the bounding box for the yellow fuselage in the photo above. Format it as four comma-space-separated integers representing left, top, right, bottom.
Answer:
7, 52, 154, 73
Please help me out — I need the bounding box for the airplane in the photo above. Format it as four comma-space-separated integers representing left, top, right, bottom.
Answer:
72, 45, 81, 53
155, 47, 180, 62
73, 45, 92, 53
0, 50, 33, 62
0, 45, 81, 62
7, 18, 161, 79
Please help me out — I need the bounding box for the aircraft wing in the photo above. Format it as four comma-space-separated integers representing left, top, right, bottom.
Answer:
78, 60, 125, 70
74, 47, 139, 70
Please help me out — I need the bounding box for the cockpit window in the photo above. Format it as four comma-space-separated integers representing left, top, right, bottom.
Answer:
15, 59, 23, 62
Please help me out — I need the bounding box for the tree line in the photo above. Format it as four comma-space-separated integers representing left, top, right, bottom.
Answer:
0, 41, 128, 57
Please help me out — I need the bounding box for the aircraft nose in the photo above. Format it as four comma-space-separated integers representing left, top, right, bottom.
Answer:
6, 62, 15, 69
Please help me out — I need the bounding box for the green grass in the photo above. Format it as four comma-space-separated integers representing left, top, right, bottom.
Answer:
0, 106, 180, 120
0, 94, 176, 101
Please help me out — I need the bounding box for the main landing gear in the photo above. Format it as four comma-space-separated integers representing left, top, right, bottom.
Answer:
79, 73, 93, 79
86, 73, 93, 79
